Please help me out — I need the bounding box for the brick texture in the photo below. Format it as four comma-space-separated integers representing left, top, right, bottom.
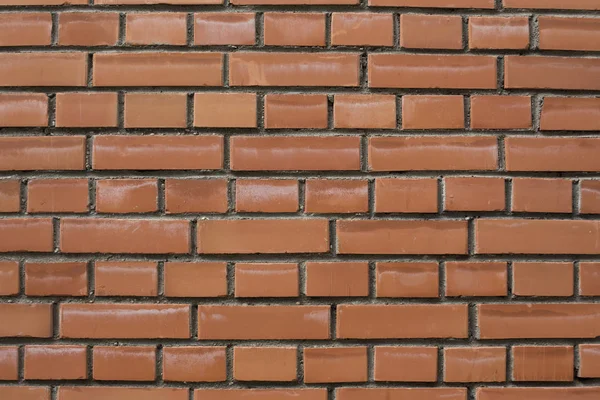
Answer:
0, 0, 598, 397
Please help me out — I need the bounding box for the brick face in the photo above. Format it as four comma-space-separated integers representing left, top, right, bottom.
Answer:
0, 0, 598, 395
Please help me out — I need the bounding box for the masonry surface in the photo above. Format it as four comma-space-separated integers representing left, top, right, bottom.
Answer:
0, 0, 600, 399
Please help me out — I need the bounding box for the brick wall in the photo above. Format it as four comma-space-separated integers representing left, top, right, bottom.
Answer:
0, 0, 600, 399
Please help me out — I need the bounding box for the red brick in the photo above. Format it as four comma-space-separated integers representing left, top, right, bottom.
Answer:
198, 305, 330, 339
401, 14, 463, 49
334, 94, 396, 129
503, 0, 599, 10
337, 220, 468, 254
126, 13, 186, 45
264, 13, 325, 46
580, 262, 600, 296
194, 389, 327, 400
579, 344, 600, 378
164, 262, 227, 297
94, 261, 158, 297
59, 12, 119, 46
163, 346, 226, 382
27, 179, 89, 213
236, 179, 298, 213
305, 262, 369, 297
512, 178, 572, 213
125, 93, 187, 128
0, 13, 51, 46
337, 304, 468, 338
0, 261, 19, 296
469, 16, 529, 49
370, 0, 493, 6
195, 13, 255, 45
0, 218, 54, 252
25, 262, 88, 296
331, 13, 393, 46
56, 93, 118, 127
235, 263, 299, 298
96, 179, 158, 214
305, 179, 368, 213
337, 388, 466, 400
539, 16, 600, 51
165, 179, 228, 214
0, 387, 49, 400
470, 95, 532, 130
234, 347, 297, 381
512, 346, 574, 381
444, 177, 505, 211
512, 262, 573, 297
444, 347, 506, 382
374, 346, 437, 382
0, 180, 21, 213
375, 178, 438, 213
304, 347, 367, 383
506, 137, 600, 172
541, 97, 600, 131
197, 219, 329, 253
445, 262, 507, 297
60, 303, 190, 339
0, 136, 85, 171
376, 262, 439, 298
194, 93, 256, 128
402, 95, 464, 130
0, 93, 47, 127
264, 94, 328, 129
0, 346, 18, 380
60, 218, 190, 254
24, 345, 87, 380
93, 346, 156, 381
59, 387, 188, 400
505, 56, 600, 90
0, 303, 52, 337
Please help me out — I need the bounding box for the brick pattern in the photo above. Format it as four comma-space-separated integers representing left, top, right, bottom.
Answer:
0, 0, 599, 398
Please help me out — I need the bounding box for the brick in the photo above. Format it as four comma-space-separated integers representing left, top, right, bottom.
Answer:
478, 303, 600, 339
0, 262, 19, 296
165, 179, 228, 213
96, 0, 220, 4
541, 97, 600, 131
513, 262, 574, 297
93, 346, 156, 381
27, 179, 89, 213
512, 178, 572, 213
264, 94, 328, 129
369, 54, 497, 89
95, 261, 158, 297
374, 346, 437, 382
198, 305, 330, 339
230, 53, 359, 86
470, 95, 532, 130
337, 388, 466, 400
24, 345, 87, 380
506, 137, 600, 172
194, 93, 257, 128
125, 93, 187, 128
0, 13, 51, 46
60, 304, 190, 338
0, 303, 52, 337
25, 262, 88, 296
0, 180, 20, 213
126, 13, 187, 45
0, 218, 53, 252
58, 387, 188, 400
401, 14, 462, 49
539, 16, 600, 51
198, 219, 328, 253
194, 389, 327, 400
370, 0, 493, 6
0, 136, 85, 171
163, 346, 226, 382
305, 262, 368, 297
375, 178, 438, 213
445, 262, 507, 297
231, 136, 360, 171
234, 347, 297, 381
503, 0, 600, 10
334, 94, 396, 129
164, 262, 227, 297
58, 12, 119, 46
444, 177, 505, 211
304, 347, 367, 383
376, 262, 439, 298
96, 179, 158, 214
369, 136, 498, 171
444, 347, 506, 382
505, 56, 600, 90
469, 16, 529, 49
0, 93, 47, 127
194, 13, 255, 45
235, 263, 299, 298
236, 179, 298, 213
60, 218, 190, 254
580, 262, 600, 296
305, 179, 368, 213
512, 346, 574, 381
93, 136, 223, 170
232, 0, 355, 5
337, 220, 468, 254
0, 346, 18, 380
0, 52, 87, 87
93, 53, 222, 86
579, 344, 600, 377
479, 388, 600, 400
56, 93, 118, 127
331, 13, 393, 46
402, 95, 464, 130
476, 219, 600, 254
264, 13, 325, 46
0, 387, 49, 400
337, 304, 468, 338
